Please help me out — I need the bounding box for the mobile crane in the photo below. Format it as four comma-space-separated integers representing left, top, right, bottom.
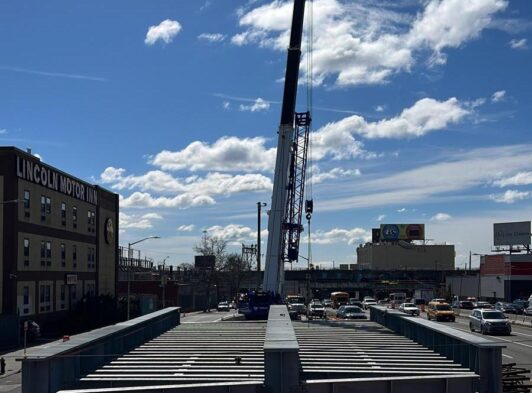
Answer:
238, 0, 312, 319
263, 0, 312, 296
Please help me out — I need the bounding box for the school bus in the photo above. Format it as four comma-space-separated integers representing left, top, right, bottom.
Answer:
330, 292, 349, 309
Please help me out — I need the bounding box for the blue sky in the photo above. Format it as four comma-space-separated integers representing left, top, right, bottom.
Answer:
1, 0, 532, 269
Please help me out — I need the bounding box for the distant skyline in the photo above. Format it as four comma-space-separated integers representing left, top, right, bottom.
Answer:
1, 0, 531, 269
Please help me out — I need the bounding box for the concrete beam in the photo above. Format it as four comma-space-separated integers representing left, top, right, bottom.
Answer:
263, 305, 300, 393
21, 307, 180, 393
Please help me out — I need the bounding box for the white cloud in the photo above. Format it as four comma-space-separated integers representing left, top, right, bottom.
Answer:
431, 213, 452, 221
375, 106, 385, 113
239, 98, 270, 112
311, 227, 371, 245
509, 38, 528, 49
178, 224, 195, 232
119, 212, 163, 229
102, 168, 273, 208
198, 33, 226, 42
206, 224, 267, 244
493, 171, 532, 187
397, 208, 407, 213
491, 90, 506, 103
311, 97, 469, 161
233, 0, 507, 86
145, 19, 182, 46
376, 214, 386, 222
317, 144, 532, 211
490, 189, 531, 204
311, 166, 361, 184
223, 101, 231, 110
0, 128, 7, 134
151, 137, 276, 172
120, 192, 215, 209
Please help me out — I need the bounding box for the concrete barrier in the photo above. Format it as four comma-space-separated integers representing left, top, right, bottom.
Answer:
264, 305, 300, 393
21, 307, 180, 393
370, 306, 504, 393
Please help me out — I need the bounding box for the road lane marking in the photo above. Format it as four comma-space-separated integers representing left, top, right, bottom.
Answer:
502, 354, 514, 359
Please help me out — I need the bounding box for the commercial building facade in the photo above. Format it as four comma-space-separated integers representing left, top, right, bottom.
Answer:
356, 242, 455, 271
0, 147, 118, 328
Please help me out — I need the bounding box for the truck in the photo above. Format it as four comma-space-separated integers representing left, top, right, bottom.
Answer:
413, 289, 434, 305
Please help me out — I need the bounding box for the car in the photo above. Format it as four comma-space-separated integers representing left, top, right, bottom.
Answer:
399, 303, 420, 316
217, 301, 230, 312
473, 301, 493, 309
323, 299, 333, 308
349, 298, 360, 305
309, 303, 326, 319
336, 305, 366, 319
469, 309, 511, 335
458, 301, 475, 309
22, 320, 41, 341
512, 300, 528, 313
430, 298, 447, 304
361, 297, 377, 310
495, 302, 521, 314
288, 302, 306, 314
427, 302, 455, 322
524, 306, 532, 316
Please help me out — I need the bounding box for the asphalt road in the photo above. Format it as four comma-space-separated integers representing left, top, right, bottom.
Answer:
324, 306, 532, 370
424, 312, 532, 369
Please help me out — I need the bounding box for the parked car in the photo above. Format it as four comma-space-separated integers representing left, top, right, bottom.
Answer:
495, 302, 521, 314
473, 301, 493, 309
399, 303, 420, 316
336, 305, 366, 319
323, 299, 333, 308
217, 301, 230, 312
309, 303, 326, 319
22, 320, 41, 341
469, 309, 511, 335
362, 297, 377, 310
427, 302, 455, 322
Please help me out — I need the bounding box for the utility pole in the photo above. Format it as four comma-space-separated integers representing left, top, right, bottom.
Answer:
257, 202, 266, 289
127, 236, 160, 320
161, 256, 169, 309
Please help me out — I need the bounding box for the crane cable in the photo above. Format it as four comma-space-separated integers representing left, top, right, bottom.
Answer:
306, 0, 314, 270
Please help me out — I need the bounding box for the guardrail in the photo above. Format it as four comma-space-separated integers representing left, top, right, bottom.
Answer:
264, 305, 300, 393
370, 306, 504, 393
20, 307, 180, 393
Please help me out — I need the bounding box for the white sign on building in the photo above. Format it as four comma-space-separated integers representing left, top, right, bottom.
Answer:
493, 221, 531, 246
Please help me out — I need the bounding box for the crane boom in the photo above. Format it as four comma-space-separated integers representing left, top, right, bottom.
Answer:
263, 0, 308, 295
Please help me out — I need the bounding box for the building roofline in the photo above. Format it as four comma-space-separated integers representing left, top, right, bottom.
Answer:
0, 145, 117, 196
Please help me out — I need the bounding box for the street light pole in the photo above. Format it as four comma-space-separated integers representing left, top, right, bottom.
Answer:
257, 202, 266, 289
161, 256, 169, 309
127, 236, 160, 320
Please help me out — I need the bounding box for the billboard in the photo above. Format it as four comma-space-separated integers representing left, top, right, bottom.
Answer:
194, 255, 215, 270
380, 224, 425, 241
493, 221, 531, 246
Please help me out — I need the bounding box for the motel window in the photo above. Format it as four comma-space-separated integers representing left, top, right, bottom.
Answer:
46, 241, 51, 265
72, 206, 78, 229
61, 243, 66, 267
40, 241, 45, 266
73, 245, 77, 268
24, 238, 30, 256
40, 196, 46, 220
24, 190, 30, 208
61, 202, 66, 225
60, 285, 66, 309
23, 286, 29, 305
45, 197, 51, 214
39, 284, 51, 312
24, 238, 30, 266
86, 283, 95, 297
